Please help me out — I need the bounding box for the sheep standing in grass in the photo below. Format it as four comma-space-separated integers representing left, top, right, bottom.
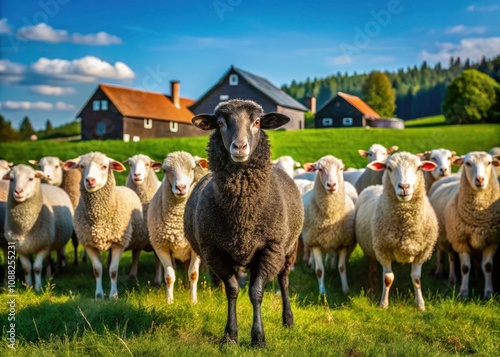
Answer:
148, 151, 207, 304
443, 152, 500, 299
354, 144, 398, 193
64, 152, 147, 299
416, 149, 456, 193
3, 165, 73, 291
354, 152, 438, 310
301, 155, 356, 296
30, 156, 83, 265
184, 99, 304, 347
124, 154, 163, 284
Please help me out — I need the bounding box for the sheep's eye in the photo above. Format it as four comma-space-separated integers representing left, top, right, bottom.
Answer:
465, 162, 472, 167
55, 165, 59, 169
254, 119, 261, 128
217, 120, 224, 128
79, 164, 84, 169
487, 161, 491, 166
29, 177, 34, 181
102, 165, 107, 171
387, 167, 392, 172
146, 163, 150, 167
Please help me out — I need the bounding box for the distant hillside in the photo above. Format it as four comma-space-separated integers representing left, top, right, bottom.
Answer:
37, 120, 81, 140
281, 56, 500, 120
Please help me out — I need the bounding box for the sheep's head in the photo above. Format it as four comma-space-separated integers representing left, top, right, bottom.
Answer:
417, 148, 456, 180
368, 152, 436, 202
0, 160, 13, 180
3, 164, 45, 203
162, 151, 208, 198
64, 152, 125, 193
124, 154, 162, 186
358, 144, 398, 163
303, 155, 345, 194
452, 151, 500, 191
272, 156, 301, 179
29, 156, 64, 186
192, 99, 289, 163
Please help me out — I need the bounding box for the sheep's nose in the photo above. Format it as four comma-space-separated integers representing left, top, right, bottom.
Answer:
14, 188, 23, 194
398, 183, 410, 191
134, 173, 141, 177
326, 182, 337, 191
440, 168, 447, 175
476, 176, 485, 186
46, 174, 51, 179
232, 140, 248, 150
176, 184, 187, 194
86, 177, 96, 186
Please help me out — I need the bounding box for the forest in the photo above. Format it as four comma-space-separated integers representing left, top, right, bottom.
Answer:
281, 56, 500, 120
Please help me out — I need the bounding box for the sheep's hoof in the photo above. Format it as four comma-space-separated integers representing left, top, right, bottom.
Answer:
153, 282, 162, 288
459, 289, 469, 300
379, 302, 389, 309
484, 291, 493, 300
250, 340, 266, 349
95, 293, 104, 300
416, 303, 425, 311
342, 288, 350, 295
127, 274, 137, 281
220, 334, 237, 345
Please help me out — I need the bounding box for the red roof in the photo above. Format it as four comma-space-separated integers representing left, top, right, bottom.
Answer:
99, 84, 195, 124
337, 92, 380, 119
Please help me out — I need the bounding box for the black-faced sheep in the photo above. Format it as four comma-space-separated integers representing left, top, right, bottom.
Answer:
184, 99, 304, 347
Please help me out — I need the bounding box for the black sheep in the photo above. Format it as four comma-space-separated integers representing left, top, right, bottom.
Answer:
184, 99, 304, 348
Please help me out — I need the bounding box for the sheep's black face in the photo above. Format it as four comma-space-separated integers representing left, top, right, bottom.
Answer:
192, 99, 290, 163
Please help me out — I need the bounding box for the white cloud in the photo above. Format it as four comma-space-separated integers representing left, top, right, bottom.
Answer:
328, 55, 352, 65
32, 56, 135, 82
467, 4, 499, 11
0, 18, 11, 34
0, 100, 75, 111
16, 23, 122, 45
421, 37, 500, 64
445, 24, 486, 35
30, 85, 76, 96
0, 59, 26, 84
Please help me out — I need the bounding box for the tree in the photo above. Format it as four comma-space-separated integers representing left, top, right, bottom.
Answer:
19, 116, 36, 140
362, 71, 396, 117
304, 111, 315, 128
0, 113, 22, 142
442, 69, 499, 124
45, 119, 53, 133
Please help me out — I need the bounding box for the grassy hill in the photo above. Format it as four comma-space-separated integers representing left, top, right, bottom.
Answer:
1, 123, 500, 356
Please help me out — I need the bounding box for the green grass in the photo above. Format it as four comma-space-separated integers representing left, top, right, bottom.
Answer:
1, 123, 500, 355
404, 115, 447, 128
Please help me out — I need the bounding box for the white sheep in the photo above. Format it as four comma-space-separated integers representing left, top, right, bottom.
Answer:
301, 155, 356, 296
124, 154, 163, 284
489, 147, 500, 178
416, 148, 456, 193
354, 152, 438, 310
0, 160, 13, 181
354, 144, 398, 193
295, 171, 358, 203
3, 165, 74, 291
443, 152, 500, 299
147, 151, 208, 304
272, 155, 301, 179
64, 152, 148, 299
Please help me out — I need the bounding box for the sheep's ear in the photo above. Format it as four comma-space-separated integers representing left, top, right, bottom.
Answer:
421, 161, 438, 171
192, 114, 217, 130
35, 170, 46, 179
367, 161, 386, 171
415, 153, 425, 159
110, 160, 126, 172
295, 161, 301, 167
151, 161, 162, 172
492, 155, 500, 167
8, 162, 13, 167
303, 163, 317, 172
387, 146, 399, 154
63, 159, 79, 171
28, 160, 39, 166
450, 151, 457, 156
271, 159, 278, 165
260, 113, 290, 129
358, 150, 369, 158
2, 174, 11, 180
452, 156, 464, 166
122, 159, 131, 165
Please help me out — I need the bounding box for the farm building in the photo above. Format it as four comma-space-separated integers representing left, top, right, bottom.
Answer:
189, 66, 308, 130
77, 82, 205, 141
315, 92, 404, 129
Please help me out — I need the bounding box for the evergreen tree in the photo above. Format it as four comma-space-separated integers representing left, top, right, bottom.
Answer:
0, 114, 22, 142
442, 69, 499, 124
19, 116, 36, 140
45, 119, 53, 133
362, 71, 396, 117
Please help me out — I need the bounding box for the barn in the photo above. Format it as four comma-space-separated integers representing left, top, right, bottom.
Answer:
314, 92, 380, 129
189, 66, 308, 130
77, 81, 205, 141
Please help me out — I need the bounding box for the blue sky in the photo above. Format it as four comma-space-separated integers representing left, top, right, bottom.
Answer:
1, 0, 499, 130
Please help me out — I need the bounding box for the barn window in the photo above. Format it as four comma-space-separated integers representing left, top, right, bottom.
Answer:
92, 100, 100, 111
322, 118, 333, 126
144, 118, 153, 129
101, 100, 108, 111
123, 134, 130, 142
133, 136, 140, 142
342, 117, 353, 126
170, 121, 178, 133
220, 95, 229, 101
229, 74, 238, 86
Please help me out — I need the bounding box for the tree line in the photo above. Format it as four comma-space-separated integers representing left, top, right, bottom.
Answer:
281, 56, 500, 120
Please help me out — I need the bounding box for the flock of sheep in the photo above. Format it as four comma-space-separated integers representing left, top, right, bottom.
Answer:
1, 99, 499, 347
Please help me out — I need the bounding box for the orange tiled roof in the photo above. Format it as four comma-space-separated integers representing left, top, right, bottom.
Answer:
337, 92, 380, 119
99, 84, 195, 124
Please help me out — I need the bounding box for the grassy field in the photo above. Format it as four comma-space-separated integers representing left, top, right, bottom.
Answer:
1, 124, 500, 356
404, 115, 447, 128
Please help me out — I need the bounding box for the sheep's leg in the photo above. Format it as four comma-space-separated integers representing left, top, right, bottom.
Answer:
448, 252, 457, 285
18, 254, 33, 288
155, 249, 176, 304
33, 248, 50, 291
71, 230, 78, 266
249, 273, 266, 348
458, 252, 471, 299
379, 262, 394, 309
153, 252, 163, 287
44, 254, 52, 279
338, 248, 349, 295
85, 246, 104, 299
128, 249, 141, 281
311, 246, 326, 296
278, 268, 294, 328
482, 245, 498, 299
109, 244, 125, 299
411, 262, 425, 311
434, 248, 444, 279
188, 250, 201, 304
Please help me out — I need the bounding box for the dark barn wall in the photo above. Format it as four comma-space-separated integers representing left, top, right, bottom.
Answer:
80, 90, 123, 140
123, 118, 207, 139
278, 106, 304, 130
315, 97, 364, 128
